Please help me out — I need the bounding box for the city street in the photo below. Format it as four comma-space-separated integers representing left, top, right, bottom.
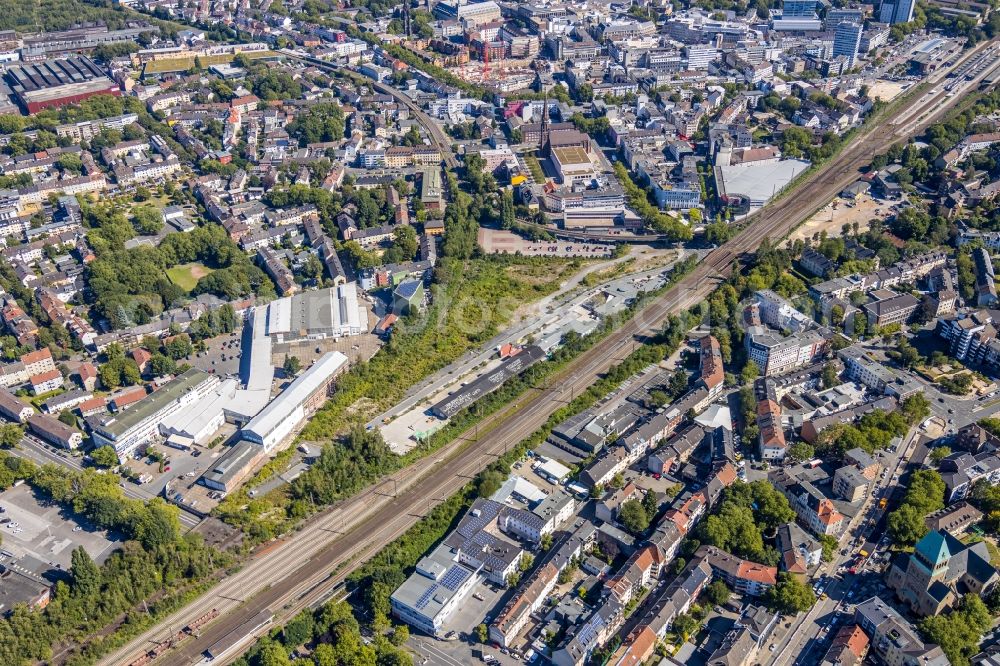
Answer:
770, 429, 924, 665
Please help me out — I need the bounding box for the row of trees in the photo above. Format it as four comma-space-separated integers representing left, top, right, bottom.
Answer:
612, 163, 693, 242
815, 395, 929, 457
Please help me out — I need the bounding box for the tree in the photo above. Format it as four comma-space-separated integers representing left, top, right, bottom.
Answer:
0, 424, 22, 449
821, 362, 839, 389
70, 546, 101, 599
888, 503, 929, 546
901, 394, 930, 424
787, 442, 815, 463
642, 489, 658, 520
477, 469, 505, 498
58, 410, 77, 427
150, 353, 177, 376
282, 610, 314, 649
706, 580, 731, 606
57, 153, 83, 175
853, 311, 867, 338
741, 360, 760, 384
930, 446, 952, 465
501, 189, 516, 229
618, 499, 650, 535
672, 613, 699, 641
919, 595, 992, 666
121, 360, 142, 386
132, 205, 163, 235
831, 304, 845, 327
476, 623, 489, 643
819, 534, 838, 562
257, 642, 291, 666
904, 469, 946, 515
90, 446, 119, 468
283, 355, 302, 376
520, 553, 534, 572
766, 573, 816, 614
164, 335, 193, 360
609, 472, 625, 490
389, 624, 409, 647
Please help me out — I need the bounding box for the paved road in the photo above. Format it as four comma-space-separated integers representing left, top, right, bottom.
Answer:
772, 429, 924, 665
97, 41, 998, 666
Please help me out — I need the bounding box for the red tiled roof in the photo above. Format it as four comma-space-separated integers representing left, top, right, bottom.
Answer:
30, 369, 61, 385
22, 348, 52, 365
736, 560, 778, 585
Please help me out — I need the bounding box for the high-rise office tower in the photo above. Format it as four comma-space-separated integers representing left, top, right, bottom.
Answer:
833, 21, 863, 66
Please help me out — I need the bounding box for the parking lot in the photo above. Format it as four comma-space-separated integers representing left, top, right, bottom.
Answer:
0, 482, 121, 570
119, 432, 227, 498
189, 330, 242, 377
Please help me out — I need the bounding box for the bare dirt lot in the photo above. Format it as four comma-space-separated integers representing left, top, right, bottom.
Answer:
786, 194, 897, 245
478, 228, 614, 258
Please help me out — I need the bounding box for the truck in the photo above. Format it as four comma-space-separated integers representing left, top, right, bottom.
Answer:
298, 444, 311, 456
859, 549, 869, 558
879, 498, 888, 509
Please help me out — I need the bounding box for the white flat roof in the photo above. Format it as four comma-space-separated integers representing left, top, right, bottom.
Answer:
492, 475, 547, 504
267, 296, 293, 334
242, 351, 348, 439
246, 309, 275, 394
538, 458, 571, 480
718, 158, 810, 204
159, 377, 238, 437
695, 404, 732, 430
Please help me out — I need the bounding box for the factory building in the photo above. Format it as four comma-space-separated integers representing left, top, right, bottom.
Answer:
255, 283, 367, 347
89, 368, 220, 460
4, 56, 120, 114
241, 352, 349, 452
431, 346, 546, 419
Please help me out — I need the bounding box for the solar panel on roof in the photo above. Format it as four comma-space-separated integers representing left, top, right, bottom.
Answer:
415, 583, 439, 610
440, 565, 470, 591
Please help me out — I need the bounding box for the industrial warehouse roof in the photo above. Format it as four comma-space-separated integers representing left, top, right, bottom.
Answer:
716, 159, 810, 205
242, 351, 348, 439
93, 368, 211, 438
5, 56, 106, 92
264, 284, 363, 338
202, 440, 263, 488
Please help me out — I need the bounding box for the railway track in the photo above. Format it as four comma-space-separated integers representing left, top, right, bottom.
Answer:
97, 39, 997, 666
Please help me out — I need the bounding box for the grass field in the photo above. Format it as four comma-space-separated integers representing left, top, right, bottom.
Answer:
143, 51, 278, 74
166, 262, 214, 292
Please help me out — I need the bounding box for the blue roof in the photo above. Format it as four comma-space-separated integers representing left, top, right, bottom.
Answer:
395, 280, 421, 298
915, 530, 951, 568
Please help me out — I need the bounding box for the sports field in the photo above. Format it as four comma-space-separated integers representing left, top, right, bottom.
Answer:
166, 262, 214, 292
143, 50, 277, 74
